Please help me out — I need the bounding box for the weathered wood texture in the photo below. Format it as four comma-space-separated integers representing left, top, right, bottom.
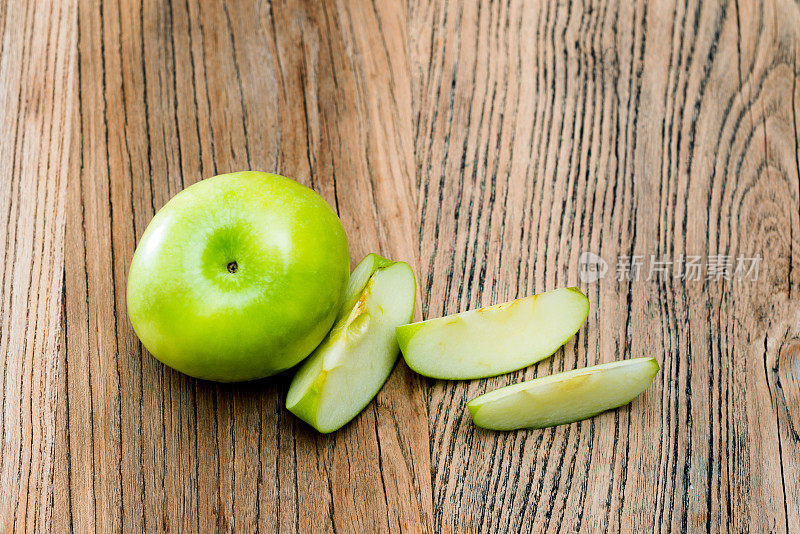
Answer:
0, 0, 76, 531
412, 0, 800, 532
60, 0, 431, 532
1, 0, 799, 532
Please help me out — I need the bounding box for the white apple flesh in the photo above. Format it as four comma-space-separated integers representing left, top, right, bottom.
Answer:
467, 357, 660, 430
334, 253, 391, 323
286, 255, 416, 433
396, 287, 589, 379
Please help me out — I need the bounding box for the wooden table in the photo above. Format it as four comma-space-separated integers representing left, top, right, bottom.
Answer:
3, 0, 799, 531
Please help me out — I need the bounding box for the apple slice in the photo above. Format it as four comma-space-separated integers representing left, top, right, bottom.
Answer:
335, 253, 391, 322
286, 255, 416, 433
396, 287, 589, 379
467, 357, 660, 430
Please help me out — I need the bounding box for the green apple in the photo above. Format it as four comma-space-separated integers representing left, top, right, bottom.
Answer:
396, 287, 589, 379
126, 171, 350, 382
467, 357, 660, 430
286, 255, 416, 433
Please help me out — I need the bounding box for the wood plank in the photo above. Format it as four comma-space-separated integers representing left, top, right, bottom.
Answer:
0, 0, 76, 531
3, 0, 799, 531
411, 0, 800, 531
59, 0, 431, 532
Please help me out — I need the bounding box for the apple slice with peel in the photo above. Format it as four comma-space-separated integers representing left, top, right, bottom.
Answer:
287, 255, 416, 433
396, 287, 589, 379
467, 357, 660, 430
334, 253, 392, 323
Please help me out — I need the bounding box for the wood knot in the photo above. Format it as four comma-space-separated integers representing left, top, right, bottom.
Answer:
777, 338, 800, 440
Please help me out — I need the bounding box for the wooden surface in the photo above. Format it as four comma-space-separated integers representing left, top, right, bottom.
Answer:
2, 0, 799, 531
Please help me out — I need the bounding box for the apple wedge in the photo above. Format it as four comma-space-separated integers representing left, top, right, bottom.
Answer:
335, 253, 391, 323
467, 357, 660, 430
396, 287, 589, 379
286, 255, 416, 433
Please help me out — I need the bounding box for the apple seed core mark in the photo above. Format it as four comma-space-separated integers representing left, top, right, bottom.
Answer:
227, 261, 238, 274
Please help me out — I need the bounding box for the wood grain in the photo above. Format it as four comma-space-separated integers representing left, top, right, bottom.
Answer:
2, 0, 799, 532
0, 0, 76, 531
412, 0, 800, 531
60, 0, 430, 532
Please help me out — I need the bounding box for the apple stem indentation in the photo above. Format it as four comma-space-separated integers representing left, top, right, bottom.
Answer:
227, 261, 238, 274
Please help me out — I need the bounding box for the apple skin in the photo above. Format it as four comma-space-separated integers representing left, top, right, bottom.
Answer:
467, 357, 660, 430
287, 256, 416, 433
126, 171, 350, 382
396, 287, 589, 379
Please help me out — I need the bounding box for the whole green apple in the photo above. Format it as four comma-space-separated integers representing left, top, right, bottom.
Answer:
126, 171, 350, 382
